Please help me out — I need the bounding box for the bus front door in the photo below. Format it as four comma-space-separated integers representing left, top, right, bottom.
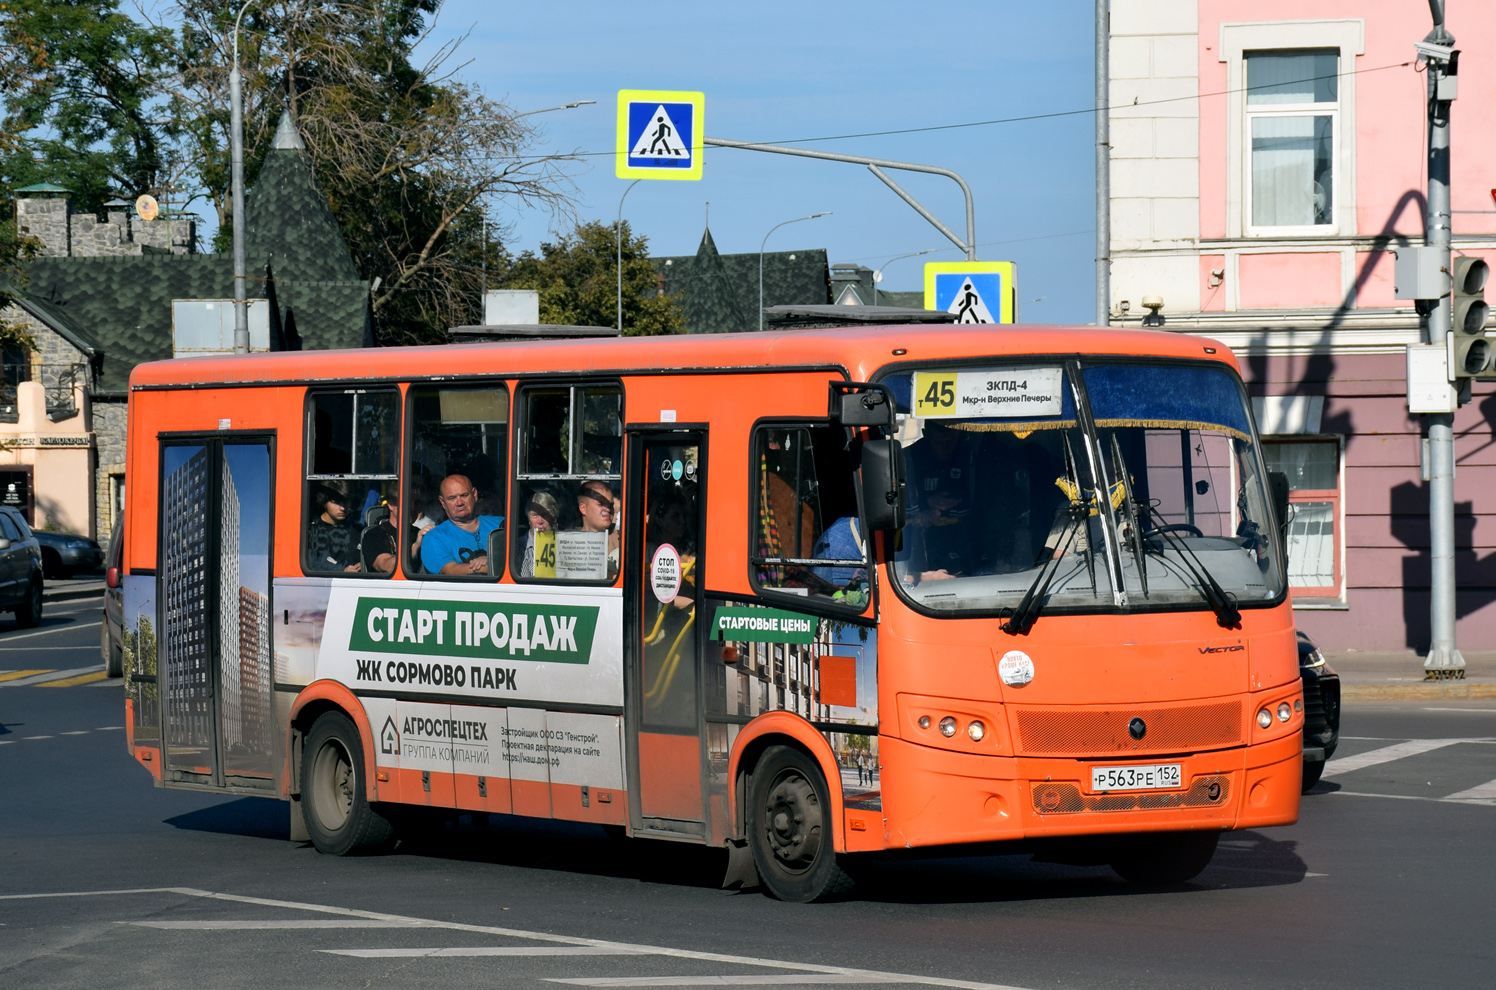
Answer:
158, 437, 276, 791
625, 431, 707, 837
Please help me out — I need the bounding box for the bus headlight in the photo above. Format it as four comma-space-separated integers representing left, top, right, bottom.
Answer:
1257, 708, 1273, 729
939, 717, 957, 738
967, 720, 985, 741
1277, 702, 1292, 723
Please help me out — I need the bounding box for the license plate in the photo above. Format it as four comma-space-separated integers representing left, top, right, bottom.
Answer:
1091, 763, 1182, 791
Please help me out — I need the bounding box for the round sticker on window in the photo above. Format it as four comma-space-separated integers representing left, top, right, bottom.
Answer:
671, 459, 684, 481
651, 543, 682, 603
998, 650, 1035, 687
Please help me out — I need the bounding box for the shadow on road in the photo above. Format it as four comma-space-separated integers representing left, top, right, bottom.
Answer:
162, 798, 1313, 903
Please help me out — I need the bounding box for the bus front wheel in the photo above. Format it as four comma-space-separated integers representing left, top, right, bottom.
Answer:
747, 745, 854, 902
1107, 830, 1219, 884
301, 712, 396, 856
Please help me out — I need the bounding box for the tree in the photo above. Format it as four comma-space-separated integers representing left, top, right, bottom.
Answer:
0, 0, 173, 216
504, 221, 685, 337
161, 0, 578, 345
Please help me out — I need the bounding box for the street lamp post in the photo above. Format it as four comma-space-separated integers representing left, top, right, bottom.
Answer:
616, 179, 641, 333
871, 248, 938, 307
760, 212, 830, 331
229, 0, 258, 354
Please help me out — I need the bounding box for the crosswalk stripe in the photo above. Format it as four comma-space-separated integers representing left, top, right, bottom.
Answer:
38, 671, 109, 688
548, 978, 913, 986
0, 666, 104, 688
0, 669, 53, 682
328, 947, 647, 958
1322, 739, 1467, 777
1442, 778, 1496, 802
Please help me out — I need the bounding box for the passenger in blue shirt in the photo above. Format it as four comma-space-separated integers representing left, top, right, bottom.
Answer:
420, 473, 503, 575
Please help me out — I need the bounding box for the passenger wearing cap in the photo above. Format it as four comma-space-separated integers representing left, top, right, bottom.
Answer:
420, 473, 505, 575
308, 483, 360, 572
519, 490, 559, 578
570, 479, 621, 581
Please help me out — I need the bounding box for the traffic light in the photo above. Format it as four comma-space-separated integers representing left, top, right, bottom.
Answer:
1451, 256, 1490, 377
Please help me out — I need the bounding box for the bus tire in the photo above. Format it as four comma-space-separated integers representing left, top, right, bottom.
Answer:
1107, 830, 1219, 885
301, 712, 396, 856
1301, 759, 1325, 792
747, 745, 855, 902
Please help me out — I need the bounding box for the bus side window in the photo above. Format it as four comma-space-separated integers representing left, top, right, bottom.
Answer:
406, 385, 510, 580
514, 383, 623, 584
303, 389, 400, 577
751, 425, 868, 607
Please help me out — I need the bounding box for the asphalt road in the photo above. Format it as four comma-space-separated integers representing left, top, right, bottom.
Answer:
2, 597, 1493, 990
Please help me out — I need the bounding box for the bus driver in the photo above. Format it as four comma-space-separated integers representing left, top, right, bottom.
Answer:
420, 473, 504, 575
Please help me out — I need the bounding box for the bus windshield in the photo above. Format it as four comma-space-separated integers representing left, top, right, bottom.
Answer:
884, 360, 1285, 616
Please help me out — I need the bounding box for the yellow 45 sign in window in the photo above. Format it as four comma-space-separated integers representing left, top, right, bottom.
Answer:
912, 368, 1064, 418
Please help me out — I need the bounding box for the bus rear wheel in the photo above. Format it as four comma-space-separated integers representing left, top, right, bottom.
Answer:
748, 745, 854, 902
301, 712, 396, 856
1108, 830, 1219, 884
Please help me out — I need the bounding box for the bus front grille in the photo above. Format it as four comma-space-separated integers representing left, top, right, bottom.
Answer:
1014, 701, 1243, 757
1031, 775, 1232, 815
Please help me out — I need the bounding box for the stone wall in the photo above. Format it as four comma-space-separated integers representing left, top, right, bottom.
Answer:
93, 399, 128, 543
15, 198, 70, 257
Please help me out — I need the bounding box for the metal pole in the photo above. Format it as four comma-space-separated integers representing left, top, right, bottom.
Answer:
230, 1, 257, 355
1423, 4, 1463, 676
872, 248, 938, 307
705, 136, 975, 260
1096, 0, 1111, 326
760, 212, 830, 331
616, 178, 641, 334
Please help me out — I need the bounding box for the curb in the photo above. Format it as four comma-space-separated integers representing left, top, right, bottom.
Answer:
44, 587, 104, 603
1343, 683, 1496, 701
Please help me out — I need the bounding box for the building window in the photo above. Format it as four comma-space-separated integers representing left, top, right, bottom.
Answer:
1263, 438, 1341, 598
1246, 50, 1338, 231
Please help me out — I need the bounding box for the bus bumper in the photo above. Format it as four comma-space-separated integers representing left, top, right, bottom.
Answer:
876, 730, 1301, 850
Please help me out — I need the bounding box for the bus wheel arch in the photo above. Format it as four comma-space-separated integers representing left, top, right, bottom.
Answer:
288, 681, 378, 804
729, 714, 853, 902
299, 709, 397, 856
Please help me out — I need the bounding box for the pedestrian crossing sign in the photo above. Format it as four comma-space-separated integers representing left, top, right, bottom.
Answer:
616, 89, 704, 181
923, 261, 1017, 324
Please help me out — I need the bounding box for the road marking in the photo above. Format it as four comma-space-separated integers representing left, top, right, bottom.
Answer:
328, 947, 648, 958
0, 888, 1040, 990
1321, 739, 1469, 777
1423, 708, 1496, 713
96, 726, 124, 731
0, 646, 105, 651
38, 671, 109, 688
59, 731, 90, 736
22, 735, 53, 740
1441, 778, 1496, 802
0, 669, 52, 681
0, 620, 101, 643
0, 665, 104, 688
551, 979, 909, 988
1329, 790, 1496, 807
129, 920, 426, 930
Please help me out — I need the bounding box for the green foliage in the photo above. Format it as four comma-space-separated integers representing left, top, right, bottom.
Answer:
0, 0, 172, 215
504, 221, 685, 337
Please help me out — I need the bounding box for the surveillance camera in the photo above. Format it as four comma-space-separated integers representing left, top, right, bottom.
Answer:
1415, 40, 1455, 63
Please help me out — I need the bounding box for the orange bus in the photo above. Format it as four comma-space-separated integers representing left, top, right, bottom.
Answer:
119, 324, 1302, 901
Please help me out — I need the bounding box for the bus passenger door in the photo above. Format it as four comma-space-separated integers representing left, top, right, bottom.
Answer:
158, 437, 276, 790
625, 431, 707, 837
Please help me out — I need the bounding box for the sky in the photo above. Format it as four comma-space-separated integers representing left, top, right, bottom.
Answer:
414, 0, 1101, 324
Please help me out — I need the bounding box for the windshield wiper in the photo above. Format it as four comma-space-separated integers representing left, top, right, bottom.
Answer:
1004, 436, 1090, 635
1109, 434, 1149, 599
1137, 499, 1241, 628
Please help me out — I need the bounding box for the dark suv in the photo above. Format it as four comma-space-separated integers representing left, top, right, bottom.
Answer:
0, 507, 44, 627
1298, 631, 1341, 791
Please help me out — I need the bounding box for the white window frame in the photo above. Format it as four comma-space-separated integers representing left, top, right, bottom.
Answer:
1221, 20, 1363, 239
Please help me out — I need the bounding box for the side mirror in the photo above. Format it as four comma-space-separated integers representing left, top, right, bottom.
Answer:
487, 527, 506, 578
859, 438, 906, 531
830, 381, 896, 427
0, 537, 11, 551
1268, 471, 1290, 538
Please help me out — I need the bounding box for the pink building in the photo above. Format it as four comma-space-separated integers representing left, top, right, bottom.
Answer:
1106, 1, 1496, 651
